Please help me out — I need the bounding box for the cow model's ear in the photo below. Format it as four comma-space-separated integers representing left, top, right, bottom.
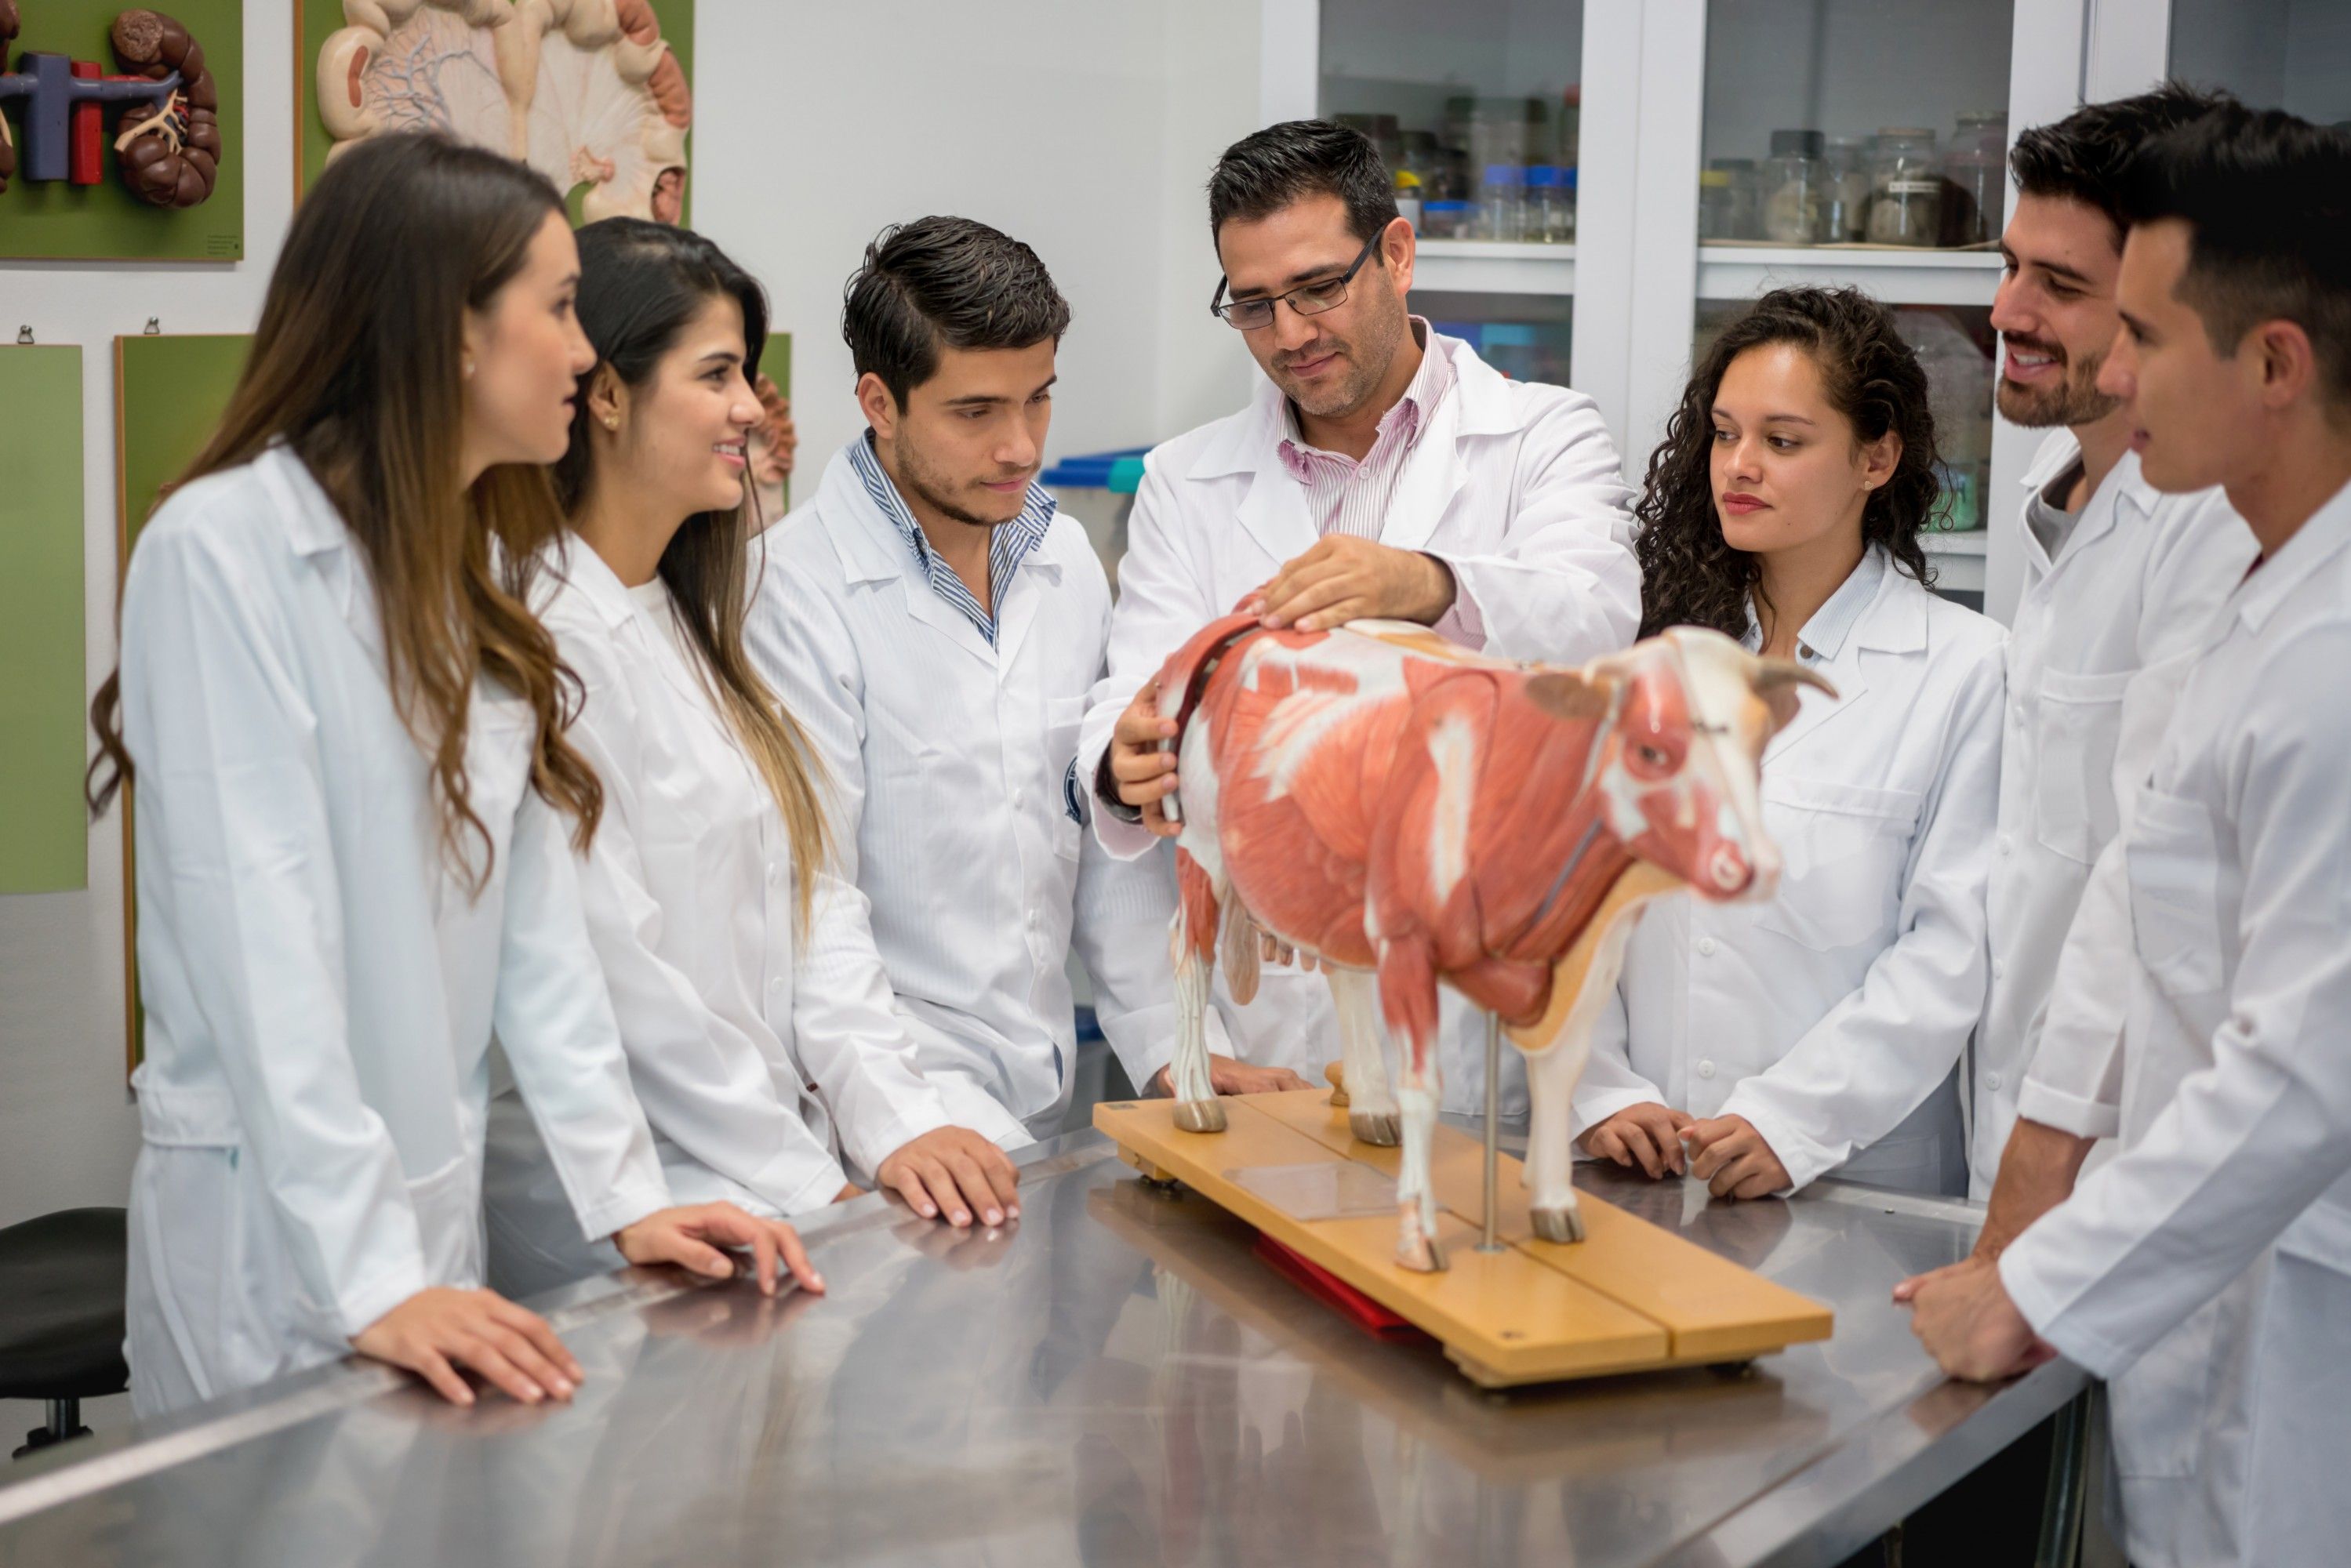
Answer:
1749, 659, 1837, 734
1526, 671, 1608, 722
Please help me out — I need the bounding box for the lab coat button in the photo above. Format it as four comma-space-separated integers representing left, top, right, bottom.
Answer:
1986, 1071, 2004, 1091
1997, 834, 2014, 856
1696, 1059, 1716, 1080
1696, 937, 1718, 957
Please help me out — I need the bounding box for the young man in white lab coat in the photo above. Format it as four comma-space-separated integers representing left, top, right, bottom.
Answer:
1903, 107, 2351, 1568
1968, 85, 2256, 1200
747, 218, 1248, 1145
1086, 120, 1639, 1116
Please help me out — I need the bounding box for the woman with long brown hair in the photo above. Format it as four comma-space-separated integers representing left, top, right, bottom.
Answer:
97, 133, 818, 1417
1571, 285, 2006, 1202
480, 220, 1020, 1298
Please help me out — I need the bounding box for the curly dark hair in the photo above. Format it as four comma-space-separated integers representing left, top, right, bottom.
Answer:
1636, 286, 1941, 641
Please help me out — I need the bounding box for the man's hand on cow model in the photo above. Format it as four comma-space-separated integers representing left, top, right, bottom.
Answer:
1103, 677, 1183, 838
1903, 1254, 2057, 1382
1149, 1054, 1313, 1098
1685, 1115, 1793, 1199
876, 1127, 1022, 1229
1250, 536, 1457, 633
1578, 1102, 1695, 1178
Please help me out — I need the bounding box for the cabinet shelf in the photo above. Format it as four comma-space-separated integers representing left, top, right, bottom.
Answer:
1413, 239, 1577, 296
1697, 246, 2004, 307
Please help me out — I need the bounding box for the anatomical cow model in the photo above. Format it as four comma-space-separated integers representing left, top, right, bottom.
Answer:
1153, 613, 1826, 1272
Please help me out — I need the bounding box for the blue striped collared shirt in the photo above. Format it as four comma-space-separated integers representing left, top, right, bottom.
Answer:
847, 431, 1056, 646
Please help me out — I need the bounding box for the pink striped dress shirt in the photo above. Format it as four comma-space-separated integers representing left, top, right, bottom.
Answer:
1274, 319, 1486, 646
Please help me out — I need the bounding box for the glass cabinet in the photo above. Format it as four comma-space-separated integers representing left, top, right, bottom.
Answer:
1266, 0, 2351, 622
2168, 0, 2351, 126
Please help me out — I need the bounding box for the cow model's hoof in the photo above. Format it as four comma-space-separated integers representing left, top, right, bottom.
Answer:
1394, 1203, 1448, 1272
1172, 1098, 1227, 1134
1530, 1203, 1586, 1244
1349, 1108, 1401, 1147
1394, 1232, 1448, 1273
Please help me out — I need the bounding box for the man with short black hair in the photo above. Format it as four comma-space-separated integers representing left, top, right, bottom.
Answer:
1081, 120, 1638, 1116
747, 217, 1262, 1146
1966, 83, 2255, 1200
1904, 107, 2351, 1567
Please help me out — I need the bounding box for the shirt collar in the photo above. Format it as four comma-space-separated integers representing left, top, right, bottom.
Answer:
1742, 546, 1888, 663
1276, 316, 1449, 477
2231, 476, 2351, 634
846, 430, 1058, 644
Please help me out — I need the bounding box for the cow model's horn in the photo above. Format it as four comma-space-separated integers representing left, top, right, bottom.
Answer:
1748, 658, 1838, 732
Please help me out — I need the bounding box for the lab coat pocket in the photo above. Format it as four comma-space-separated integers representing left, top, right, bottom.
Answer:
2126, 786, 2224, 997
405, 1154, 483, 1288
134, 1083, 302, 1388
1046, 695, 1085, 862
1754, 778, 1921, 952
2032, 666, 2134, 865
2108, 1296, 2226, 1478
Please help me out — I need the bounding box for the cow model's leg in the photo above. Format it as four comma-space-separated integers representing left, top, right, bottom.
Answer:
1324, 967, 1399, 1146
1375, 937, 1448, 1272
1170, 850, 1225, 1133
1508, 864, 1680, 1243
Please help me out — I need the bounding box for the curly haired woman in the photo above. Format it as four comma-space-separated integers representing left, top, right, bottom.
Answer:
1573, 285, 2006, 1202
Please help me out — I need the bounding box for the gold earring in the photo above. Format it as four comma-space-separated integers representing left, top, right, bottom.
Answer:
602, 414, 619, 430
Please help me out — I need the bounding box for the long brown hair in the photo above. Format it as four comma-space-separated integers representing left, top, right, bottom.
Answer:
88, 132, 602, 892
553, 217, 830, 933
1636, 285, 1942, 641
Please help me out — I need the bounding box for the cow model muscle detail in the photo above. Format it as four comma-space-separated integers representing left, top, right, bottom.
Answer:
1154, 614, 1827, 1272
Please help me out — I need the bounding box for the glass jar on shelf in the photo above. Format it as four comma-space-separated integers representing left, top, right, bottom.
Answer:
1761, 129, 1830, 244
1421, 199, 1471, 241
1822, 134, 1872, 243
1477, 163, 1526, 241
1394, 169, 1425, 234
1699, 158, 1761, 241
1940, 111, 2008, 247
1866, 128, 1942, 247
1524, 165, 1564, 243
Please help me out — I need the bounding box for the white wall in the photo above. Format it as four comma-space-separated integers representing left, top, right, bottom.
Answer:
0, 0, 1266, 1230
0, 2, 296, 1230
692, 0, 1263, 485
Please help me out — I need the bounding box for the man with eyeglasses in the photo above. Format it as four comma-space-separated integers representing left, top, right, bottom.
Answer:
1078, 118, 1638, 1117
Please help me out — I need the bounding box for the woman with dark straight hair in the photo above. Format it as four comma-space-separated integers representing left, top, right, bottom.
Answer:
1573, 285, 2006, 1202
98, 133, 816, 1417
483, 220, 1019, 1298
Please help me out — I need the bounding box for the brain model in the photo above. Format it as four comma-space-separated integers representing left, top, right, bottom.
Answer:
315, 0, 690, 223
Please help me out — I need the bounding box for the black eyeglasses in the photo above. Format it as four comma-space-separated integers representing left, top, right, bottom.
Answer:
1210, 230, 1384, 330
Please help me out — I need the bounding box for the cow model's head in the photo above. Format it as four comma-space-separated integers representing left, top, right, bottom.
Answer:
1530, 628, 1831, 904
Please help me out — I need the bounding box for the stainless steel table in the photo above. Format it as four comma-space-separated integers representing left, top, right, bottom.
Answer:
0, 1131, 2085, 1567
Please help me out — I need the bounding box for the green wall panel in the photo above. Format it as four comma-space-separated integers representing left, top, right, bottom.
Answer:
0, 345, 88, 892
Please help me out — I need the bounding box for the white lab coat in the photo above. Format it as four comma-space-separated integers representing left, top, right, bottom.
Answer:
1080, 331, 1638, 1115
745, 446, 1216, 1137
1971, 433, 2253, 1194
1572, 550, 2006, 1196
2000, 481, 2351, 1568
481, 544, 960, 1298
117, 447, 669, 1416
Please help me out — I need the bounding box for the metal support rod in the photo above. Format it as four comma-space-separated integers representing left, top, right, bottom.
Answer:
1478, 1011, 1504, 1254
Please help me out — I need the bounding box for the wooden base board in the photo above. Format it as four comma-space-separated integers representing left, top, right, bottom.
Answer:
1095, 1089, 1832, 1388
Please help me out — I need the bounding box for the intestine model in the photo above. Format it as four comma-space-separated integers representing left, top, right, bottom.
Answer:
314, 0, 691, 223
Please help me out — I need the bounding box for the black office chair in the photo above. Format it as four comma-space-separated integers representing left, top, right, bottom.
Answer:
0, 1207, 129, 1458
